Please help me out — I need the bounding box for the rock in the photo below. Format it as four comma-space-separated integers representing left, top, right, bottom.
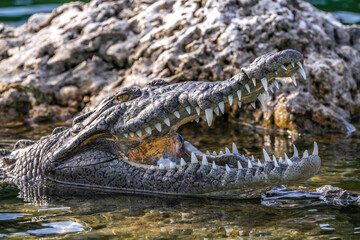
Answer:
29, 104, 77, 124
0, 88, 32, 126
0, 0, 359, 134
316, 185, 359, 206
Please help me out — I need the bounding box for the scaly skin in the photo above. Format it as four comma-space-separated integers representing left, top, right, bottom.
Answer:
0, 49, 321, 198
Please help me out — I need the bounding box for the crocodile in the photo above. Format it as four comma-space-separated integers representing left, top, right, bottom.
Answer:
0, 49, 321, 198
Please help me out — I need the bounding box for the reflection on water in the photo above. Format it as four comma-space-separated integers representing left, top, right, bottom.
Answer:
0, 121, 359, 238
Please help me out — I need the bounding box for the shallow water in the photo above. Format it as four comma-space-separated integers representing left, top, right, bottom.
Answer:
0, 121, 359, 239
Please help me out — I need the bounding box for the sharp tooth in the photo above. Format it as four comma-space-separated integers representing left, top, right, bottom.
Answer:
145, 127, 152, 135
191, 152, 198, 163
298, 65, 306, 80
291, 75, 297, 86
225, 164, 231, 172
293, 144, 299, 157
195, 118, 200, 123
205, 108, 214, 127
228, 94, 233, 106
258, 93, 265, 107
214, 106, 220, 116
185, 106, 191, 114
225, 147, 231, 154
281, 65, 287, 71
313, 142, 318, 155
232, 143, 238, 154
269, 84, 274, 93
291, 62, 295, 68
285, 153, 293, 166
274, 79, 279, 89
155, 123, 162, 132
180, 158, 186, 166
303, 150, 309, 158
251, 155, 255, 162
201, 115, 206, 121
252, 78, 256, 86
248, 159, 253, 168
195, 106, 201, 115
257, 159, 262, 166
164, 118, 170, 126
218, 102, 225, 114
261, 78, 268, 91
265, 91, 270, 99
174, 111, 180, 118
273, 155, 279, 167
263, 149, 271, 162
238, 102, 241, 108
212, 151, 217, 156
275, 71, 278, 75
237, 161, 243, 169
202, 154, 209, 165
245, 83, 250, 93
297, 62, 306, 79
279, 157, 283, 163
129, 132, 135, 137
170, 162, 175, 169
150, 165, 155, 170
237, 90, 242, 101
159, 163, 165, 170
219, 151, 224, 155
250, 102, 256, 109
206, 150, 210, 155
124, 133, 128, 138
212, 161, 217, 170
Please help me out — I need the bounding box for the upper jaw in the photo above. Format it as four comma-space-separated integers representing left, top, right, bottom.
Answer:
111, 49, 307, 165
242, 49, 304, 80
117, 49, 305, 139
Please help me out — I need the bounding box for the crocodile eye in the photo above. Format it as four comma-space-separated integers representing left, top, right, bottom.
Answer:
116, 93, 130, 102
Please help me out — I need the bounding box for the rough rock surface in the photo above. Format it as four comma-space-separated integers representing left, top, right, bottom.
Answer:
316, 185, 359, 206
0, 0, 359, 133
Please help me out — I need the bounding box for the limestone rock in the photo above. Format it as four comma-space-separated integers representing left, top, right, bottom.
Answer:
0, 0, 359, 134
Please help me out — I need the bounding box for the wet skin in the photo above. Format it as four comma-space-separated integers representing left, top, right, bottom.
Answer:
0, 49, 320, 197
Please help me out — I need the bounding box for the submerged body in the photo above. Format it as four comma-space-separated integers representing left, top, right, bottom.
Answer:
0, 50, 321, 197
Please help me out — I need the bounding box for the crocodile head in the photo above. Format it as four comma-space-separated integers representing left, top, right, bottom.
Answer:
3, 49, 321, 197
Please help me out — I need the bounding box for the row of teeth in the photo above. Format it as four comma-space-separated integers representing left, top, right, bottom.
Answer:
123, 61, 306, 137
150, 142, 318, 171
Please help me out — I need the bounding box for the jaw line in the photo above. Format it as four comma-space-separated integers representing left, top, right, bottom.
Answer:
118, 52, 306, 169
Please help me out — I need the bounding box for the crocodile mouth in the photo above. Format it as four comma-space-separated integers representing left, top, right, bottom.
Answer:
115, 59, 319, 178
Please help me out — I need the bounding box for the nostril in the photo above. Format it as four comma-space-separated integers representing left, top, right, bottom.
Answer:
240, 68, 251, 80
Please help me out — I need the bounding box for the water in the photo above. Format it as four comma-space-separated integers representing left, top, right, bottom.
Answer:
0, 0, 359, 238
0, 122, 359, 239
0, 0, 359, 26
306, 0, 360, 24
0, 0, 90, 26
